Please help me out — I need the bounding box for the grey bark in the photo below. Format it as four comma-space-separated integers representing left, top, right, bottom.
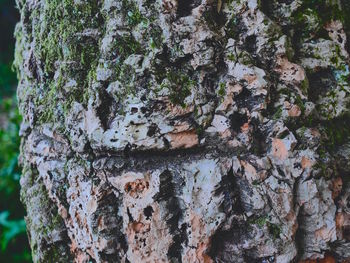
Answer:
15, 0, 350, 262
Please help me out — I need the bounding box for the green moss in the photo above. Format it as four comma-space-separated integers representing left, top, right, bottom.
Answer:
293, 0, 345, 42
238, 50, 254, 66
34, 84, 58, 124
29, 0, 103, 124
300, 77, 309, 95
248, 215, 282, 239
255, 217, 267, 228
299, 126, 307, 135
218, 82, 226, 97
119, 1, 163, 51
322, 116, 350, 150
252, 180, 260, 186
268, 222, 281, 239
149, 26, 163, 50
295, 94, 306, 115
272, 106, 283, 120
122, 0, 147, 26
13, 24, 25, 80
294, 8, 319, 26
196, 126, 204, 137
27, 182, 72, 261
202, 9, 223, 33
309, 115, 350, 179
112, 34, 143, 87
227, 53, 236, 62
116, 35, 142, 61
127, 9, 144, 27
165, 71, 195, 107
314, 161, 332, 178
225, 16, 238, 39
226, 0, 241, 6
248, 215, 268, 228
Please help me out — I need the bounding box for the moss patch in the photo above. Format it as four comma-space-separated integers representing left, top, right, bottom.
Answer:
27, 0, 104, 124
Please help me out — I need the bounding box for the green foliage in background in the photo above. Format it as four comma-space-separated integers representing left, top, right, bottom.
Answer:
0, 97, 31, 263
0, 0, 32, 262
0, 63, 17, 97
0, 89, 32, 263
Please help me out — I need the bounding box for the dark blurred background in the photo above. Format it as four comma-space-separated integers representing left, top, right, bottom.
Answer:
0, 0, 32, 261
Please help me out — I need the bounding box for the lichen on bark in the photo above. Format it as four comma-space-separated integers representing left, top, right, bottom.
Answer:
15, 0, 350, 262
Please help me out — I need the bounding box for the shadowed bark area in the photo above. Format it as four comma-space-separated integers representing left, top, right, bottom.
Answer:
15, 0, 350, 262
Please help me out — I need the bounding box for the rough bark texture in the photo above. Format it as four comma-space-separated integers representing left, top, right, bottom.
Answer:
15, 0, 350, 262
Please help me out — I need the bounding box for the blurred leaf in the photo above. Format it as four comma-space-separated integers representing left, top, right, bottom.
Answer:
0, 211, 26, 251
0, 63, 17, 95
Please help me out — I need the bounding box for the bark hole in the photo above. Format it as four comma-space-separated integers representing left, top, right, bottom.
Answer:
307, 68, 337, 103
244, 35, 257, 54
208, 220, 250, 261
147, 123, 158, 137
143, 206, 154, 220
234, 87, 256, 111
176, 0, 195, 17
230, 112, 248, 133
96, 88, 115, 130
251, 128, 268, 156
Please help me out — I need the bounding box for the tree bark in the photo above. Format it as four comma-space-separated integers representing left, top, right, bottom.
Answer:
15, 0, 350, 262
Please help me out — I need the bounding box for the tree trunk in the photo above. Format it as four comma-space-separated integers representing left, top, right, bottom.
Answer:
15, 0, 350, 262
